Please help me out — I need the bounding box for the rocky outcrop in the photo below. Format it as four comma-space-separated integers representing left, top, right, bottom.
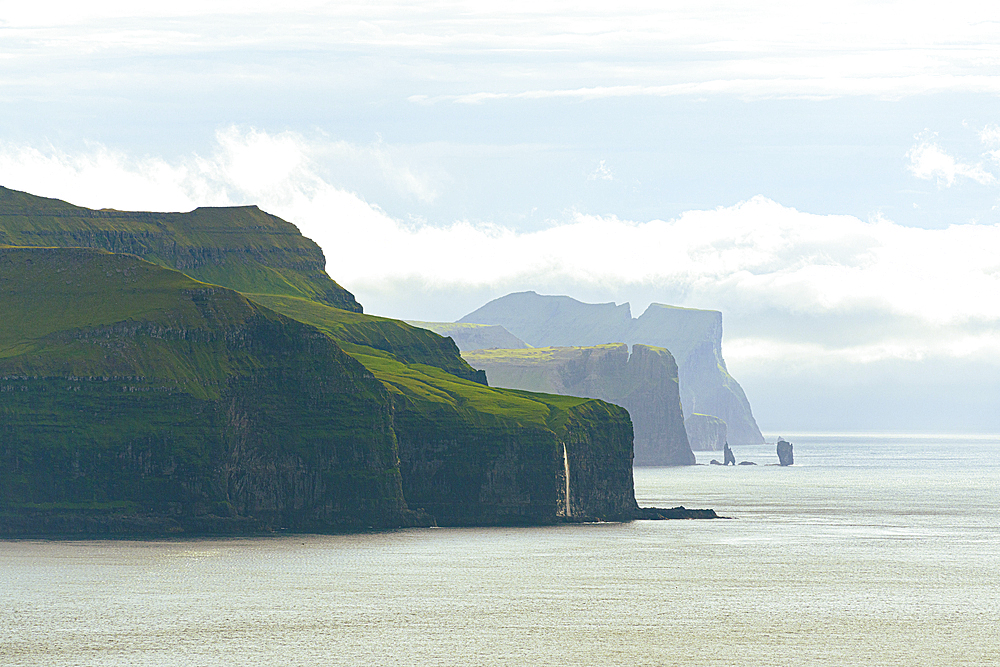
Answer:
0, 186, 362, 312
459, 291, 764, 445
723, 443, 736, 466
685, 413, 727, 451
463, 344, 694, 466
0, 248, 416, 535
777, 438, 794, 466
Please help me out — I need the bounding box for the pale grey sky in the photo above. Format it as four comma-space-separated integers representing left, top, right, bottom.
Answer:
2, 1, 999, 431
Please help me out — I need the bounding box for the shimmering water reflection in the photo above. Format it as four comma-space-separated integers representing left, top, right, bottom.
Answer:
3, 435, 999, 666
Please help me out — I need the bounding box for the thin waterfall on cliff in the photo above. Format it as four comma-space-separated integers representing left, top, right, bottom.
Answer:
563, 443, 571, 518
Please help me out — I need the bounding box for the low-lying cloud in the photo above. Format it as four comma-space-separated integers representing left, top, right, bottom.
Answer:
2, 128, 998, 380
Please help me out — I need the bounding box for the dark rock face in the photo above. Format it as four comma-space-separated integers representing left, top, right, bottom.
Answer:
777, 439, 794, 466
0, 248, 415, 535
685, 413, 727, 451
463, 343, 694, 466
459, 291, 764, 445
394, 396, 638, 526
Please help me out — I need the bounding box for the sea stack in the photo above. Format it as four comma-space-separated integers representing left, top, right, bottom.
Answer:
777, 438, 794, 466
723, 442, 736, 466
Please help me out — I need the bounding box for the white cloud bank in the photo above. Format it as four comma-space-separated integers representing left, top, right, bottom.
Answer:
907, 139, 997, 187
2, 128, 999, 375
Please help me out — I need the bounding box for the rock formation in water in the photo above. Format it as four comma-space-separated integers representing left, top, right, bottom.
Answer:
462, 344, 694, 466
458, 291, 764, 446
776, 438, 794, 466
0, 187, 649, 533
723, 442, 736, 466
685, 413, 727, 451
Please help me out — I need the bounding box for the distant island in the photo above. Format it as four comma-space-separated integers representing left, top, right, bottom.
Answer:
0, 186, 717, 536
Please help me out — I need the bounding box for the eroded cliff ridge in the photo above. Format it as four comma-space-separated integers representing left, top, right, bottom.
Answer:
459, 291, 764, 446
463, 344, 694, 466
0, 189, 641, 532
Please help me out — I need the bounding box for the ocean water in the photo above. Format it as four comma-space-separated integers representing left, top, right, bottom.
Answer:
2, 434, 999, 666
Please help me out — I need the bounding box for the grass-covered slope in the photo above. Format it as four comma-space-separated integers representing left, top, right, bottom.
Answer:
0, 247, 414, 534
249, 294, 487, 385
0, 186, 361, 312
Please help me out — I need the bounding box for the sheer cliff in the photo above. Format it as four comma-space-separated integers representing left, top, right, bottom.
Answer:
463, 344, 694, 466
459, 291, 764, 446
0, 247, 412, 534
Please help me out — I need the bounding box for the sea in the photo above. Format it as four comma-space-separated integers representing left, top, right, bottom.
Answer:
2, 434, 998, 666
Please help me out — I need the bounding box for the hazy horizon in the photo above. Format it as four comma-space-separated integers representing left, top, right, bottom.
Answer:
3, 2, 999, 433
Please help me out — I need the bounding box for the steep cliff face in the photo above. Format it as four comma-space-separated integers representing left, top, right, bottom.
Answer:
620, 345, 695, 465
245, 296, 639, 525
463, 344, 694, 466
392, 390, 636, 526
634, 305, 762, 446
685, 414, 727, 451
0, 247, 412, 534
0, 186, 361, 312
460, 291, 764, 445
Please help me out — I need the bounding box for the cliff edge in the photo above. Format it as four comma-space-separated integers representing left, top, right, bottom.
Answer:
463, 344, 694, 466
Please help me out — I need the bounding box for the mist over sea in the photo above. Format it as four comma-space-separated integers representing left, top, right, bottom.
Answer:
4, 435, 998, 666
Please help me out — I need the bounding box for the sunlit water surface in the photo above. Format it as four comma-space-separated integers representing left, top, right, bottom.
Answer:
3, 435, 999, 666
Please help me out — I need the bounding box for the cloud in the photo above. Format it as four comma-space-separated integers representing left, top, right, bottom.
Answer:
588, 160, 614, 181
2, 128, 999, 374
906, 137, 996, 187
7, 2, 1000, 102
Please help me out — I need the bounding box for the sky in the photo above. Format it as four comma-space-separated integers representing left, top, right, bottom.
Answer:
2, 1, 1000, 432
